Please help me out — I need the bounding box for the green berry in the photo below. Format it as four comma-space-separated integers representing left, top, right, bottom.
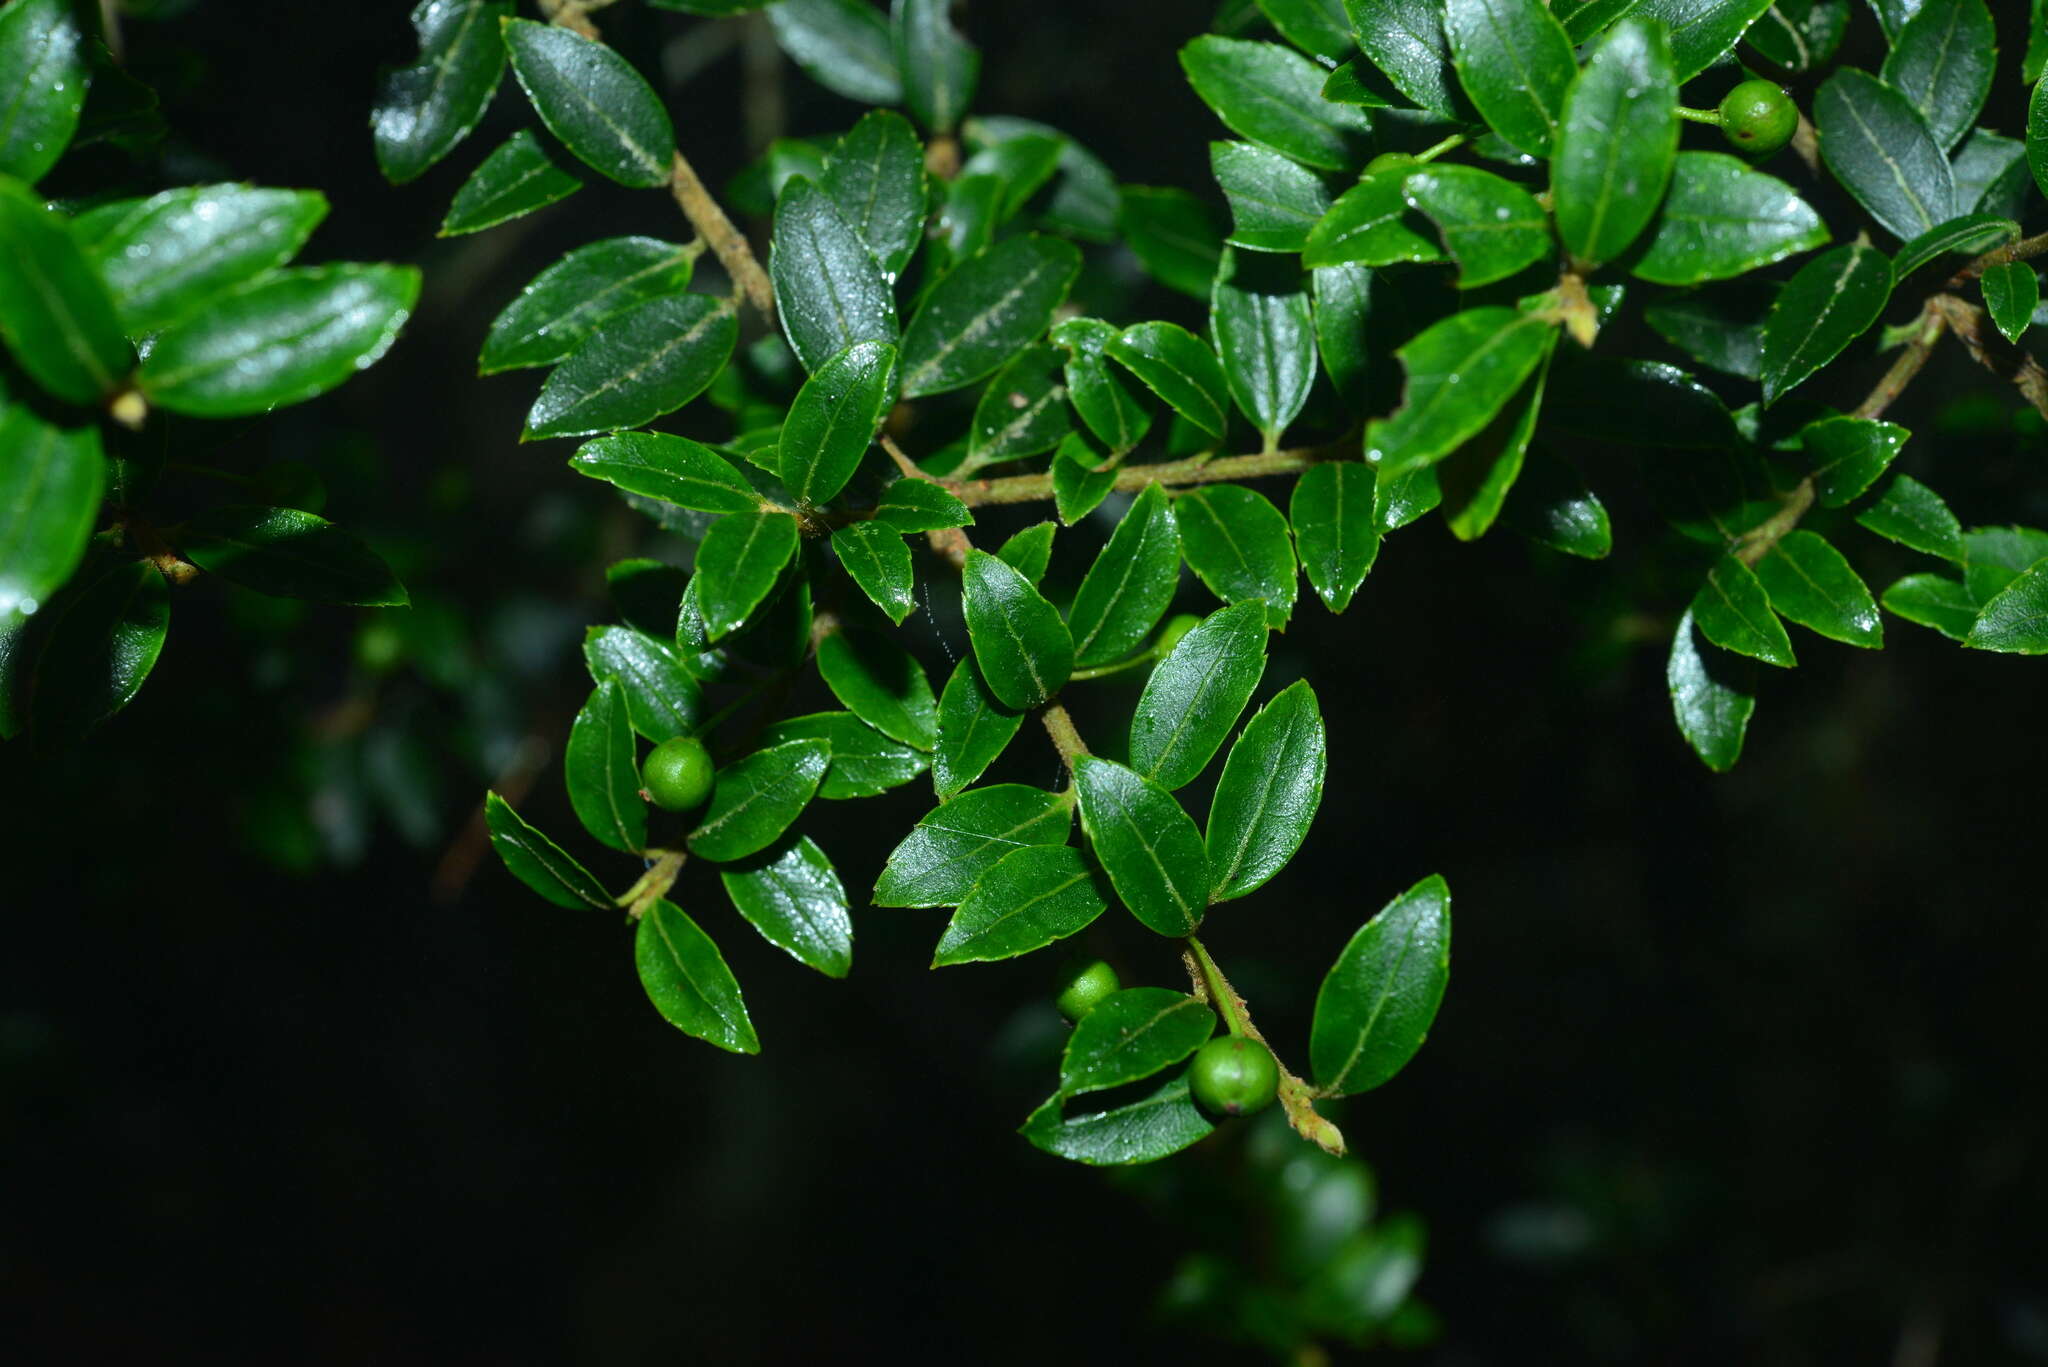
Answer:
1718, 80, 1798, 157
1155, 613, 1202, 657
641, 736, 716, 813
353, 619, 405, 674
1363, 152, 1419, 177
1188, 1036, 1280, 1117
1054, 957, 1119, 1022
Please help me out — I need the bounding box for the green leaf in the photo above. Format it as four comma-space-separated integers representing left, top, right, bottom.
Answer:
569, 432, 759, 513
0, 0, 86, 185
1060, 987, 1215, 1096
817, 627, 938, 749
0, 404, 100, 616
1051, 435, 1119, 525
1445, 0, 1575, 157
771, 176, 898, 374
1953, 130, 2030, 220
1073, 756, 1208, 936
1631, 152, 1828, 287
1290, 462, 1380, 613
1052, 318, 1152, 455
1801, 415, 1907, 508
961, 548, 1074, 710
1502, 449, 1611, 559
1630, 0, 1774, 82
566, 679, 645, 854
373, 0, 511, 184
608, 558, 686, 638
1179, 36, 1371, 171
1259, 0, 1355, 60
81, 185, 329, 334
1310, 873, 1451, 1096
1107, 322, 1230, 441
525, 292, 736, 439
769, 0, 903, 105
1643, 284, 1771, 381
891, 0, 978, 134
1437, 344, 1550, 542
686, 738, 830, 863
438, 129, 580, 235
502, 18, 673, 187
1882, 572, 1976, 639
693, 510, 799, 641
929, 172, 1000, 266
0, 177, 130, 403
1552, 17, 1680, 271
759, 710, 926, 800
1364, 308, 1553, 481
1212, 140, 1331, 254
779, 339, 898, 505
1742, 0, 1849, 70
1668, 607, 1755, 771
1879, 0, 1993, 153
1961, 527, 2048, 605
964, 343, 1070, 473
1758, 243, 1892, 405
1068, 483, 1182, 667
900, 235, 1080, 397
1691, 555, 1796, 667
932, 657, 1024, 799
1892, 213, 2020, 282
15, 555, 165, 734
1814, 68, 1955, 242
1130, 601, 1269, 791
1175, 485, 1298, 629
721, 835, 853, 977
870, 476, 971, 531
480, 236, 696, 373
997, 521, 1055, 585
1754, 530, 1881, 647
584, 624, 703, 741
1300, 164, 1442, 270
833, 521, 914, 625
635, 900, 759, 1054
822, 109, 926, 282
484, 791, 612, 911
1966, 562, 2048, 654
873, 783, 1072, 907
1019, 1075, 1214, 1165
1855, 474, 1962, 561
1320, 57, 1403, 107
1212, 255, 1315, 444
1341, 0, 1459, 116
179, 505, 408, 606
2030, 73, 2048, 207
1401, 164, 1551, 290
1982, 262, 2038, 345
960, 132, 1064, 223
1207, 679, 1326, 903
932, 843, 1109, 967
1377, 463, 1443, 532
1312, 262, 1375, 411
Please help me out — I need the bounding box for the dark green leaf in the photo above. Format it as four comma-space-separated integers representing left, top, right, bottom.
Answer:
608, 559, 685, 638
1691, 554, 1796, 667
1051, 434, 1119, 525
1754, 530, 1881, 647
1129, 600, 1269, 791
17, 555, 165, 734
1179, 35, 1371, 171
569, 432, 759, 513
1801, 415, 1906, 508
635, 899, 759, 1053
769, 0, 903, 105
1892, 213, 2020, 282
1961, 527, 2048, 605
929, 171, 999, 266
1643, 282, 1772, 381
900, 235, 1080, 397
1300, 164, 1442, 270
1758, 243, 1892, 405
503, 18, 673, 187
1290, 462, 1379, 612
1879, 0, 1993, 153
1073, 755, 1208, 936
0, 0, 86, 184
0, 404, 100, 617
833, 521, 914, 624
1882, 571, 1976, 639
892, 0, 978, 134
1856, 474, 1962, 560
82, 185, 329, 334
1019, 1075, 1214, 1165
1212, 140, 1331, 254
1631, 0, 1774, 81
686, 738, 830, 862
2030, 71, 2048, 207
1542, 354, 1728, 450
1310, 873, 1451, 1096
1814, 68, 1956, 241
693, 510, 798, 641
873, 783, 1072, 907
1982, 262, 2037, 344
1953, 130, 2030, 219
760, 710, 926, 800
1258, 0, 1355, 61
817, 627, 938, 749
567, 679, 645, 853
997, 521, 1055, 585
1341, 0, 1459, 116
480, 236, 696, 373
584, 624, 703, 741
373, 0, 511, 184
1060, 988, 1215, 1096
1552, 17, 1680, 270
771, 176, 898, 374
484, 791, 612, 910
1118, 186, 1225, 300
1212, 254, 1315, 444
0, 178, 130, 403
1437, 344, 1550, 541
870, 476, 971, 531
1068, 483, 1182, 667
721, 835, 852, 977
1402, 164, 1551, 289
1312, 262, 1375, 411
1051, 317, 1151, 455
1207, 679, 1325, 903
932, 844, 1109, 966
1502, 449, 1611, 559
525, 292, 736, 439
438, 129, 580, 235
959, 131, 1064, 223
780, 339, 898, 505
1108, 322, 1230, 440
1668, 606, 1756, 771
1632, 152, 1828, 286
1445, 0, 1575, 157
961, 548, 1073, 710
932, 657, 1023, 799
1377, 463, 1443, 532
822, 109, 926, 281
964, 344, 1069, 474
180, 505, 407, 606
1175, 485, 1298, 629
1364, 308, 1553, 481
1743, 0, 1849, 70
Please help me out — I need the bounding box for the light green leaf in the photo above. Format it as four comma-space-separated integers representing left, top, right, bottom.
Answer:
1855, 474, 1962, 561
1800, 415, 1907, 508
373, 0, 512, 184
1758, 243, 1892, 405
1631, 152, 1828, 286
1207, 679, 1325, 903
1966, 561, 2048, 653
873, 783, 1072, 907
503, 17, 674, 187
569, 432, 759, 513
1881, 572, 1975, 639
179, 505, 408, 606
0, 0, 87, 184
1668, 607, 1755, 770
1179, 35, 1372, 171
1060, 987, 1215, 1096
1174, 485, 1298, 629
771, 175, 898, 374
1212, 253, 1315, 444
0, 177, 131, 403
1982, 262, 2038, 344
759, 710, 926, 800
1107, 322, 1230, 440
484, 790, 612, 910
1445, 0, 1576, 157
997, 521, 1055, 585
566, 679, 645, 854
1211, 140, 1331, 255
1129, 600, 1269, 792
480, 236, 696, 373
1552, 17, 1680, 271
1814, 68, 1956, 241
525, 292, 735, 439
1691, 555, 1796, 667
1290, 462, 1380, 612
870, 475, 972, 531
1364, 307, 1552, 481
961, 548, 1073, 710
817, 627, 938, 749
1402, 164, 1551, 289
438, 129, 580, 235
833, 521, 914, 624
82, 185, 329, 334
686, 738, 830, 863
0, 404, 100, 617
1073, 755, 1209, 937
1300, 164, 1442, 270
583, 624, 703, 741
1019, 1075, 1214, 1166
721, 835, 853, 977
1310, 873, 1451, 1096
1051, 434, 1119, 525
899, 234, 1080, 397
1754, 530, 1882, 647
1068, 483, 1182, 667
635, 900, 759, 1053
932, 844, 1109, 966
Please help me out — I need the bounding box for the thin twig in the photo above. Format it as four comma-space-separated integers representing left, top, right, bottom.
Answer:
669, 151, 775, 322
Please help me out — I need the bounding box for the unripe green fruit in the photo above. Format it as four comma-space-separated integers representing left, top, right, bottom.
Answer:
1155, 613, 1202, 657
353, 619, 405, 674
1054, 957, 1119, 1021
641, 736, 715, 813
1363, 152, 1419, 177
1718, 80, 1798, 157
1189, 1036, 1280, 1117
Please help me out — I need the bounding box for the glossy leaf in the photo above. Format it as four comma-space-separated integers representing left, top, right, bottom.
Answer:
1643, 285, 1771, 381
833, 521, 914, 625
2031, 74, 2048, 206
1630, 0, 1773, 81
1445, 0, 1575, 157
480, 236, 696, 373
900, 235, 1080, 397
1879, 0, 1993, 153
566, 679, 644, 854
1982, 262, 2037, 345
721, 836, 853, 977
438, 129, 580, 235
1814, 69, 1955, 242
870, 476, 971, 532
1019, 1075, 1214, 1166
0, 177, 130, 403
873, 783, 1072, 907
0, 405, 100, 617
1107, 323, 1230, 441
932, 657, 1024, 799
180, 505, 407, 606
1052, 318, 1151, 455
12, 555, 166, 735
932, 844, 1109, 967
1312, 262, 1375, 411
1691, 555, 1796, 667
759, 711, 926, 800
1300, 165, 1442, 270
1130, 601, 1268, 792
965, 344, 1069, 472
1364, 308, 1553, 481
526, 292, 736, 439
780, 339, 898, 505
961, 548, 1073, 710
1074, 756, 1208, 937
960, 132, 1064, 223
891, 0, 978, 134
1341, 0, 1459, 116
1402, 164, 1550, 289
771, 176, 898, 374
1961, 528, 2048, 605
584, 624, 703, 741
1758, 243, 1892, 405
1212, 257, 1315, 445
1258, 0, 1354, 60
1212, 140, 1331, 254
1856, 475, 1963, 561
1966, 563, 2048, 654
1175, 485, 1298, 629
769, 0, 903, 106
822, 109, 926, 281
0, 0, 85, 184
372, 0, 512, 184
686, 739, 830, 863
1631, 153, 1828, 287
1310, 874, 1451, 1096
997, 522, 1055, 585
1290, 462, 1379, 613
1437, 344, 1550, 542
1502, 450, 1611, 559
694, 511, 799, 641
1743, 0, 1849, 69
1179, 36, 1371, 171
817, 627, 938, 749
1068, 484, 1182, 668
1552, 17, 1679, 271
1668, 607, 1755, 771
1801, 415, 1906, 508
1752, 530, 1881, 648
1892, 213, 2018, 282
635, 900, 759, 1054
569, 432, 759, 513
1953, 131, 2030, 220
503, 18, 673, 186
82, 185, 329, 334
1061, 988, 1215, 1096
1882, 572, 1976, 640
1051, 435, 1119, 525
1207, 680, 1326, 903
484, 791, 612, 910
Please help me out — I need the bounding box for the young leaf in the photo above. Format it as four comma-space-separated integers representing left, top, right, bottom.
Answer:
1982, 262, 2038, 345
997, 521, 1055, 585
1179, 36, 1372, 171
686, 739, 831, 863
1342, 0, 1459, 115
1814, 69, 1956, 242
373, 0, 512, 184
833, 521, 915, 624
899, 235, 1081, 397
1310, 873, 1451, 1097
566, 679, 645, 854
1073, 755, 1209, 937
0, 406, 101, 617
1401, 165, 1551, 289
82, 186, 330, 334
635, 899, 760, 1054
503, 18, 674, 187
1758, 243, 1892, 405
1857, 475, 1964, 561
965, 344, 1069, 472
1174, 485, 1299, 629
870, 476, 972, 531
480, 237, 697, 373
892, 0, 979, 134
931, 844, 1109, 967
1300, 164, 1443, 270
1018, 1075, 1214, 1166
1552, 17, 1679, 271
1964, 563, 2048, 654
1882, 572, 1977, 640
721, 836, 853, 978
1290, 462, 1380, 612
569, 432, 759, 513
1801, 416, 1907, 508
961, 548, 1074, 710
1207, 680, 1326, 903
1630, 0, 1773, 81
1691, 555, 1796, 667
817, 628, 938, 749
179, 506, 409, 606
780, 339, 899, 505
1107, 322, 1231, 440
584, 624, 703, 741
1445, 0, 1575, 157
1212, 256, 1315, 445
1668, 607, 1756, 771
438, 129, 580, 235
933, 657, 1025, 799
1211, 140, 1332, 254
873, 783, 1073, 907
769, 0, 903, 105
771, 176, 898, 374
1068, 483, 1182, 668
759, 711, 926, 800
1364, 308, 1553, 481
693, 510, 799, 641
1129, 600, 1269, 791
1879, 0, 1994, 153
822, 109, 926, 281
1752, 530, 1881, 648
1631, 153, 1828, 287
1052, 318, 1152, 455
0, 179, 131, 403
484, 791, 613, 911
525, 292, 736, 439
1060, 988, 1215, 1096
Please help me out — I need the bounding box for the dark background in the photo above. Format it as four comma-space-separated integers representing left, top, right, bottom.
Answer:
4, 2, 2046, 1362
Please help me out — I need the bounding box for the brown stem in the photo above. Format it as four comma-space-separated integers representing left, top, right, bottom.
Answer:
537, 0, 607, 39
669, 151, 775, 322
880, 435, 970, 568
948, 446, 1329, 509
1944, 229, 2048, 289
1038, 700, 1089, 774
1929, 292, 2048, 421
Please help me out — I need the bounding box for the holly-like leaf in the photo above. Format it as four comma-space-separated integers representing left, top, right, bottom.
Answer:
1212, 255, 1315, 445
817, 627, 938, 749
503, 18, 674, 187
933, 657, 1024, 799
1175, 485, 1298, 629
0, 0, 87, 184
1073, 756, 1208, 937
1552, 17, 1679, 271
81, 185, 330, 334
1631, 153, 1828, 287
438, 129, 580, 235
569, 432, 759, 513
635, 899, 759, 1054
1108, 322, 1230, 441
1445, 0, 1575, 158
1691, 555, 1796, 667
759, 711, 926, 800
373, 0, 512, 184
0, 405, 101, 617
566, 679, 645, 854
1364, 307, 1552, 481
1060, 988, 1215, 1096
721, 835, 853, 977
1019, 1075, 1214, 1166
1290, 462, 1380, 613
873, 783, 1072, 907
525, 292, 737, 439
1668, 606, 1756, 771
1856, 474, 1962, 561
771, 176, 898, 373
480, 237, 697, 373
932, 844, 1109, 966
686, 739, 830, 863
769, 0, 904, 106
1067, 484, 1182, 668
1212, 140, 1331, 254
833, 521, 915, 624
1814, 68, 1956, 242
1758, 243, 1892, 405
780, 339, 898, 505
1752, 530, 1881, 648
1129, 601, 1269, 791
822, 109, 926, 281
179, 505, 408, 606
1207, 680, 1325, 903
899, 234, 1080, 397
892, 0, 978, 134
1310, 873, 1451, 1097
0, 178, 131, 403
1879, 0, 1994, 153
1982, 262, 2038, 345
1179, 35, 1372, 171
961, 548, 1073, 710
584, 624, 703, 741
484, 791, 612, 911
